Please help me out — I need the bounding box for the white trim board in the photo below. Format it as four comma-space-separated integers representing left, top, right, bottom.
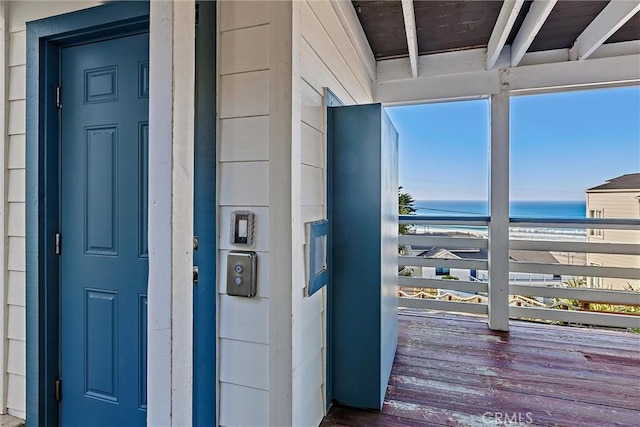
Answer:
148, 1, 195, 425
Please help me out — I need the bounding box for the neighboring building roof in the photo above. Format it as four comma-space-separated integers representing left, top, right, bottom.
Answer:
418, 247, 489, 261
509, 250, 559, 265
410, 231, 559, 266
587, 173, 640, 192
416, 247, 559, 265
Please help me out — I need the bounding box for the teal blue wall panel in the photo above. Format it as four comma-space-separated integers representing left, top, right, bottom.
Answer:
193, 2, 217, 425
328, 104, 398, 410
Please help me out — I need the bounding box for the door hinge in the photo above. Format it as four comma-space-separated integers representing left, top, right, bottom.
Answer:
56, 86, 61, 108
55, 379, 62, 401
55, 233, 61, 255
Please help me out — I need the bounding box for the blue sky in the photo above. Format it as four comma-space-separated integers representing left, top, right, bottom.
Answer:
387, 86, 640, 201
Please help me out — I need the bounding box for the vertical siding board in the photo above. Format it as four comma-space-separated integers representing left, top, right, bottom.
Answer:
219, 383, 268, 427
7, 340, 25, 377
218, 295, 269, 345
7, 237, 24, 273
306, 0, 374, 94
219, 70, 269, 118
8, 31, 25, 67
301, 122, 323, 168
299, 351, 324, 425
300, 1, 369, 103
301, 205, 323, 226
7, 170, 24, 202
219, 0, 269, 33
218, 161, 269, 206
300, 39, 355, 107
7, 100, 24, 135
219, 116, 269, 162
6, 373, 25, 418
301, 165, 323, 207
220, 25, 270, 75
7, 272, 25, 307
8, 66, 25, 101
1, 1, 8, 414
300, 81, 323, 132
219, 340, 269, 391
7, 203, 25, 237
6, 306, 25, 341
7, 134, 25, 170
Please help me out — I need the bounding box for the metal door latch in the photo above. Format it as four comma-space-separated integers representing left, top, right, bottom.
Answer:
193, 266, 199, 283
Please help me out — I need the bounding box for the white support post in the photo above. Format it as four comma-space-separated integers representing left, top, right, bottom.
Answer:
268, 1, 294, 426
0, 0, 7, 415
400, 0, 419, 78
487, 0, 524, 69
569, 0, 640, 61
148, 1, 195, 425
511, 0, 557, 66
488, 93, 510, 332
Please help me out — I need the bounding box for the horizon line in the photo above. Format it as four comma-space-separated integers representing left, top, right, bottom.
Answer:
412, 199, 586, 203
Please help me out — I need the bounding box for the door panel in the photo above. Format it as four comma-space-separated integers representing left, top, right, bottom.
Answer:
193, 1, 217, 424
60, 33, 149, 426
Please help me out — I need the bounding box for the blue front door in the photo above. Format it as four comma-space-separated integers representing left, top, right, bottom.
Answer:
60, 32, 149, 426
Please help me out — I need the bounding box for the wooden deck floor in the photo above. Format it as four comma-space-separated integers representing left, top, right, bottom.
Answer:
321, 310, 640, 427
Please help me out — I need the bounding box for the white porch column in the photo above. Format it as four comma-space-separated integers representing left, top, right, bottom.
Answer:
148, 1, 195, 425
488, 93, 510, 331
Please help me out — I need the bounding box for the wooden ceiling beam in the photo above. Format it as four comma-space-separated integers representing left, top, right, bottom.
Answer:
511, 0, 558, 66
569, 0, 640, 61
401, 0, 419, 78
487, 0, 525, 69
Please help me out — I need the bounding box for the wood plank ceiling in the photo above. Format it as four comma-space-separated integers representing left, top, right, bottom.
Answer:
352, 0, 640, 61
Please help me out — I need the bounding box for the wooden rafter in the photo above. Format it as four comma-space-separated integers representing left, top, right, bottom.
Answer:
487, 0, 525, 69
569, 0, 640, 61
401, 0, 419, 78
511, 0, 558, 66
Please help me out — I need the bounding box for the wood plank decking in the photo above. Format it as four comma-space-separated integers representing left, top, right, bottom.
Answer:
321, 310, 640, 427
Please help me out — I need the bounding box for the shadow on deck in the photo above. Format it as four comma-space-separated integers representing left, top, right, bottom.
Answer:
321, 310, 640, 427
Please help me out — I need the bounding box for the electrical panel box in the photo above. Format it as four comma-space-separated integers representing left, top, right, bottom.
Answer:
227, 250, 257, 298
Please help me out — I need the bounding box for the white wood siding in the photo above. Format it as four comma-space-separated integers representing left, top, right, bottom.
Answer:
2, 1, 378, 423
217, 2, 271, 425
2, 1, 103, 418
292, 1, 374, 425
586, 191, 640, 290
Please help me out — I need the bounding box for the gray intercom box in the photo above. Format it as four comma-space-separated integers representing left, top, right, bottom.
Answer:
227, 251, 257, 297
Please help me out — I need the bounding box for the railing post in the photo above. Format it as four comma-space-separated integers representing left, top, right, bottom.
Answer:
488, 93, 510, 331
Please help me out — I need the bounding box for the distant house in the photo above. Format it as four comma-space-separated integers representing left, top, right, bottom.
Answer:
414, 243, 560, 283
586, 173, 640, 290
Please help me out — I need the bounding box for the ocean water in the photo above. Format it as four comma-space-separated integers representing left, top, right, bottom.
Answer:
410, 200, 587, 240
413, 200, 586, 218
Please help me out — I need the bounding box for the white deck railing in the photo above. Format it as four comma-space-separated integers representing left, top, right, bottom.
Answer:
398, 215, 640, 330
